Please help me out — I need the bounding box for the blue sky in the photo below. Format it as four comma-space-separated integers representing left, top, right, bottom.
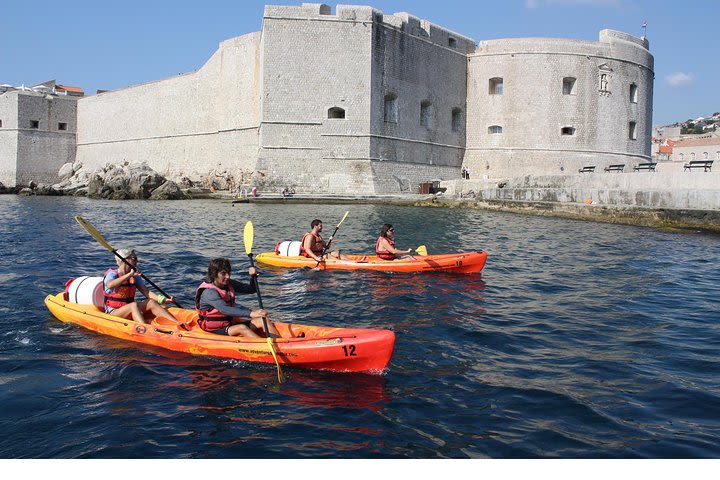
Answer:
1, 0, 717, 125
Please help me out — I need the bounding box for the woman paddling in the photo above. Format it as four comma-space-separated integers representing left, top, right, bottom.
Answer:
375, 224, 413, 260
103, 248, 179, 324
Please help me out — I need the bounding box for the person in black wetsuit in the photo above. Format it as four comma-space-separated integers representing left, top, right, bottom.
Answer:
195, 258, 279, 338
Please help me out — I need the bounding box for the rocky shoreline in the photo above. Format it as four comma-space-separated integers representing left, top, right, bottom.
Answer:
2, 162, 719, 233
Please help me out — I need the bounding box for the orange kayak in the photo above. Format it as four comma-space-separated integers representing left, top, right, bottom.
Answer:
44, 293, 395, 374
256, 250, 488, 274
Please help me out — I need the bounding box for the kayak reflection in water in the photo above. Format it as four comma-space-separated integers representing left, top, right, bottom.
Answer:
103, 248, 180, 324
375, 224, 413, 260
195, 258, 280, 338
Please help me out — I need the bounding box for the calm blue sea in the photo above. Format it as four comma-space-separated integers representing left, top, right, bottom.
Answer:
1, 195, 719, 458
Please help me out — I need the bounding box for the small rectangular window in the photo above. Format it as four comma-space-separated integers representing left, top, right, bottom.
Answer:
629, 121, 637, 140
488, 125, 503, 134
489, 78, 503, 95
0, 119, 3, 128
448, 37, 457, 48
561, 127, 575, 136
420, 101, 433, 128
30, 120, 39, 129
630, 83, 638, 103
58, 122, 68, 131
384, 95, 398, 123
452, 109, 462, 133
562, 77, 576, 95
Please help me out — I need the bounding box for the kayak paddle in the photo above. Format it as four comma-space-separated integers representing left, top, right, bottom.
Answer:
243, 220, 285, 383
313, 210, 350, 269
74, 215, 183, 308
415, 245, 428, 256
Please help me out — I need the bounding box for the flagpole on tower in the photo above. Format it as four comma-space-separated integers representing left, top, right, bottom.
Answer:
641, 21, 647, 39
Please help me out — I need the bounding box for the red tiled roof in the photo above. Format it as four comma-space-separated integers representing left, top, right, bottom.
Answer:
56, 85, 84, 93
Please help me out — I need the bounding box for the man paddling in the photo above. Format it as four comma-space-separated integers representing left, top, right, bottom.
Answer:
195, 258, 280, 338
300, 219, 346, 262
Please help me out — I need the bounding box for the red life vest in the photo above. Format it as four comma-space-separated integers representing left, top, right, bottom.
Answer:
103, 268, 137, 309
300, 232, 326, 257
195, 281, 236, 331
376, 236, 396, 260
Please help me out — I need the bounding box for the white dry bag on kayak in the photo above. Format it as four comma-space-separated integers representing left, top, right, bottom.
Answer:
66, 276, 105, 306
275, 240, 302, 257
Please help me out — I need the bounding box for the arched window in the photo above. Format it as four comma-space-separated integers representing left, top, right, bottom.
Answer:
328, 107, 345, 119
679, 153, 684, 161
703, 152, 708, 160
384, 94, 398, 123
488, 125, 503, 134
451, 108, 462, 133
562, 77, 576, 95
420, 101, 433, 128
489, 78, 503, 95
691, 153, 696, 161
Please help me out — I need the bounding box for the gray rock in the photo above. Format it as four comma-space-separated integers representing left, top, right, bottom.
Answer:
150, 180, 189, 200
58, 162, 75, 179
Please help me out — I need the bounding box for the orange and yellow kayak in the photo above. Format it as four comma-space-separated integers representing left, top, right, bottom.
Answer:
44, 293, 395, 374
256, 250, 488, 274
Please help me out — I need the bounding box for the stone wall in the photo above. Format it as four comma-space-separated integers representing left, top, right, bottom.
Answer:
76, 33, 262, 178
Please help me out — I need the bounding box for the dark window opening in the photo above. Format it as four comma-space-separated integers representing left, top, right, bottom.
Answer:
328, 107, 345, 119
448, 37, 457, 48
58, 122, 68, 131
629, 121, 637, 140
30, 120, 39, 129
488, 125, 503, 134
452, 108, 462, 133
420, 101, 433, 128
384, 94, 398, 123
489, 77, 503, 95
561, 127, 575, 136
562, 77, 577, 95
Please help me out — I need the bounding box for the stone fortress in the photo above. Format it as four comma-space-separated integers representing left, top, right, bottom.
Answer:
1, 3, 653, 194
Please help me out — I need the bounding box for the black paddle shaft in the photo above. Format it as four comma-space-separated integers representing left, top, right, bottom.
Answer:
112, 249, 183, 308
247, 254, 270, 334
313, 224, 342, 269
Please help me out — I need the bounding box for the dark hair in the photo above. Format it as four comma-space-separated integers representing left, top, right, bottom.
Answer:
379, 223, 394, 238
208, 258, 231, 281
311, 219, 322, 228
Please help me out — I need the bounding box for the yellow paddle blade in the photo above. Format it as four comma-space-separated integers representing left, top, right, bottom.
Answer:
336, 210, 350, 228
266, 337, 285, 383
416, 245, 428, 256
243, 221, 254, 255
75, 215, 113, 252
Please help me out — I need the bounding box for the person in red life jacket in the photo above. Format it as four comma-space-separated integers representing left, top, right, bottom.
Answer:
300, 219, 345, 262
195, 258, 280, 338
376, 223, 413, 260
103, 248, 179, 324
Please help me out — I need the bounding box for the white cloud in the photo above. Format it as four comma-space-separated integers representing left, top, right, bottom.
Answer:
665, 72, 694, 88
525, 0, 540, 7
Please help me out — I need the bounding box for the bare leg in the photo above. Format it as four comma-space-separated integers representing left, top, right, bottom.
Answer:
250, 317, 281, 338
139, 299, 179, 322
110, 302, 146, 324
227, 322, 261, 337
